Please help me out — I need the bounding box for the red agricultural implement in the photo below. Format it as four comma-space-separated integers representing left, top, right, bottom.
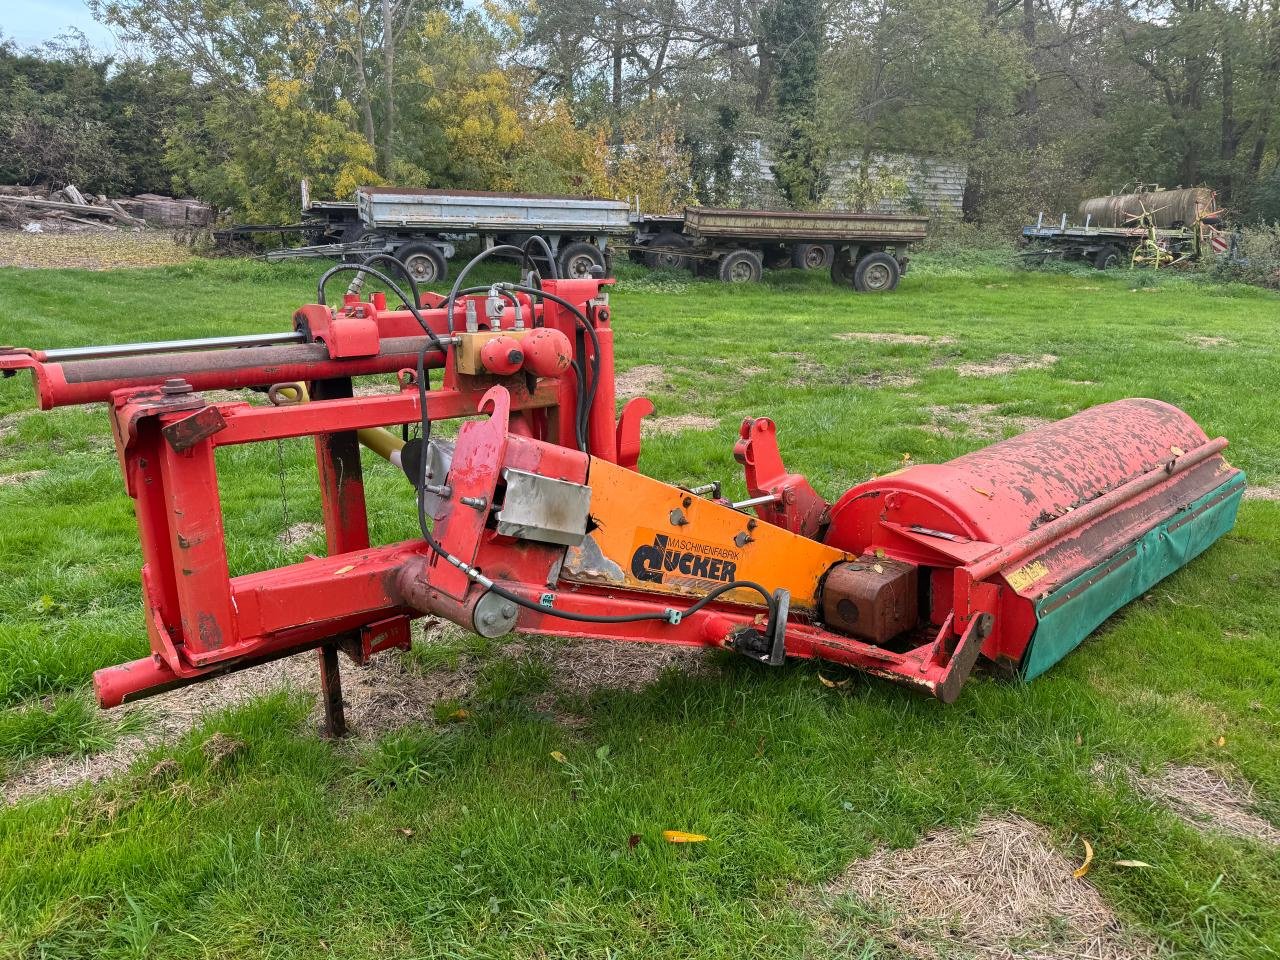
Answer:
0, 260, 1245, 734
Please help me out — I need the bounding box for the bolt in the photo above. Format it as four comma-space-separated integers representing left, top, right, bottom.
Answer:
501, 604, 517, 618
481, 612, 499, 626
162, 378, 193, 396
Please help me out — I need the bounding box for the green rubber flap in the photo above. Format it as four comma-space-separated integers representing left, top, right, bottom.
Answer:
1022, 472, 1245, 681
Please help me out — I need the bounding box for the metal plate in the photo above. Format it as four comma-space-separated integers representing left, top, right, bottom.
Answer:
496, 468, 590, 546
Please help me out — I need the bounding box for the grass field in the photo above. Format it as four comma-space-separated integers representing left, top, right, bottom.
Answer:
1, 253, 1278, 958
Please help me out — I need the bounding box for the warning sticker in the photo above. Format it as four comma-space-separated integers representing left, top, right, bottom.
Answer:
1006, 560, 1049, 592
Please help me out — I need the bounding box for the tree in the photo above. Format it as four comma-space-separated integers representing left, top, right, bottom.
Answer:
760, 0, 826, 206
165, 77, 380, 221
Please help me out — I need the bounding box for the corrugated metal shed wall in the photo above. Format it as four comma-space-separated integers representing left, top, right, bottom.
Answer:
732, 141, 966, 215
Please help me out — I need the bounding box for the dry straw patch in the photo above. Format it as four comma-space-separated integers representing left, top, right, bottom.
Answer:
2, 625, 478, 805
532, 638, 708, 697
277, 520, 325, 545
823, 816, 1158, 959
1131, 765, 1280, 846
956, 354, 1059, 378
1243, 486, 1278, 501
858, 371, 921, 389
0, 469, 46, 487
1186, 335, 1233, 349
642, 414, 718, 436
924, 404, 1051, 441
616, 364, 667, 399
0, 232, 194, 270
835, 331, 956, 346
2, 629, 711, 805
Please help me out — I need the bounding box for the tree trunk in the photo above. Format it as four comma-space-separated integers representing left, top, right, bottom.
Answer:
1019, 0, 1038, 144
381, 0, 395, 176
612, 10, 624, 144
1220, 15, 1237, 202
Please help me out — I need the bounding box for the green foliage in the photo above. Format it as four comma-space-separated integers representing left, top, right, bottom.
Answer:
0, 38, 193, 194
1212, 225, 1280, 290
7, 0, 1280, 228
165, 79, 380, 223
761, 0, 826, 207
0, 79, 123, 191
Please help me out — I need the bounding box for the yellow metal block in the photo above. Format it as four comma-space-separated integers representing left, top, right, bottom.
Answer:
562, 457, 851, 610
456, 329, 532, 375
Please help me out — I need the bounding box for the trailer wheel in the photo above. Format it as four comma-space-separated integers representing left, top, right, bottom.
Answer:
792, 243, 834, 270
644, 231, 692, 271
717, 249, 763, 283
559, 241, 605, 279
1093, 245, 1122, 270
395, 242, 448, 285
853, 252, 901, 292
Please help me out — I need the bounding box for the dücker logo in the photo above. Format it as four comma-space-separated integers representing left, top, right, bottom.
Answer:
630, 532, 739, 585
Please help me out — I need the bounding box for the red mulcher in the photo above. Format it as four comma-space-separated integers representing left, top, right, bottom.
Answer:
0, 263, 1244, 733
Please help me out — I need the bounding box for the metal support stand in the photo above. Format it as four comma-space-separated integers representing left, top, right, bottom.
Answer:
319, 643, 348, 738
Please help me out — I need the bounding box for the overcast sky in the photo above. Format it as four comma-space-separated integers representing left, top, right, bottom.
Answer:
5, 0, 117, 50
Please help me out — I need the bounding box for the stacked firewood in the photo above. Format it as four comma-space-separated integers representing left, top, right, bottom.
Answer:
0, 185, 214, 231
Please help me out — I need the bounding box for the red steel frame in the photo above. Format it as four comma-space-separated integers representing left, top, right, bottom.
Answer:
0, 274, 999, 728
5, 274, 1228, 731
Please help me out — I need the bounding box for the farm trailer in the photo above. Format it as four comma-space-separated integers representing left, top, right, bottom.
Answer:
259, 187, 634, 285
349, 187, 632, 284
1020, 187, 1227, 270
630, 206, 928, 290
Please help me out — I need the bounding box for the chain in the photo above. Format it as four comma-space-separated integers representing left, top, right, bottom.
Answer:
276, 437, 291, 544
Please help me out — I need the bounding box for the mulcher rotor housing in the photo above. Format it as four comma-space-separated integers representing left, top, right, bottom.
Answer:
0, 275, 1244, 730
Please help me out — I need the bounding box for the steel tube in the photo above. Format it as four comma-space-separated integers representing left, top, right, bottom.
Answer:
36, 336, 450, 408
733, 492, 783, 510
42, 330, 306, 361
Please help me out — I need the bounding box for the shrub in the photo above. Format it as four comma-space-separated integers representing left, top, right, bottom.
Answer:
1211, 224, 1280, 290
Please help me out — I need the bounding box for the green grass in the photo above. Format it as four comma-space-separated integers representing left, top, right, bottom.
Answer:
1, 254, 1279, 958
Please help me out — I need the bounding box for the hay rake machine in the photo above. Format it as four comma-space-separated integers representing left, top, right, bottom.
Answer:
0, 254, 1245, 733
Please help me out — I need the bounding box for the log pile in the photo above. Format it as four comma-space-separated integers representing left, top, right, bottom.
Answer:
0, 185, 214, 232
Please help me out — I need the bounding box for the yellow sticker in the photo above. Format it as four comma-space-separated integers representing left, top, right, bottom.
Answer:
1006, 560, 1049, 592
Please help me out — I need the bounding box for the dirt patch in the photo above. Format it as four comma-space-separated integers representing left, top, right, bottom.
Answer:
1, 626, 478, 806
0, 231, 194, 270
835, 332, 955, 346
924, 404, 1051, 441
540, 639, 708, 697
1244, 486, 1278, 501
1131, 764, 1280, 845
1187, 335, 1233, 349
956, 354, 1059, 378
616, 364, 667, 399
508, 638, 710, 724
278, 521, 325, 546
822, 816, 1158, 959
1, 629, 712, 805
858, 371, 920, 389
0, 412, 32, 442
0, 469, 47, 487
642, 414, 719, 436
